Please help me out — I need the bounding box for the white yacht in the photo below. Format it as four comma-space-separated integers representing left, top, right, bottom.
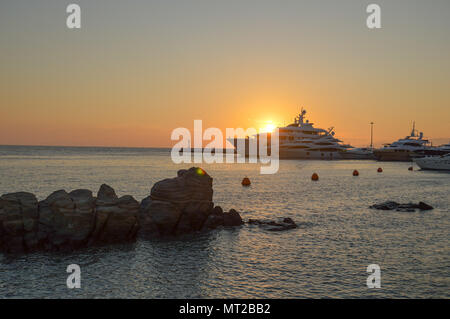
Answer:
437, 143, 450, 153
414, 154, 450, 171
373, 122, 432, 161
340, 147, 375, 160
228, 109, 352, 159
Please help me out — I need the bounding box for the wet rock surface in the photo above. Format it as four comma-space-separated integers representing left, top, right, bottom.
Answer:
223, 209, 244, 227
0, 167, 261, 253
139, 167, 243, 237
3, 166, 437, 254
369, 201, 434, 211
248, 217, 298, 231
90, 185, 140, 244
1, 185, 140, 253
38, 189, 95, 250
0, 192, 39, 253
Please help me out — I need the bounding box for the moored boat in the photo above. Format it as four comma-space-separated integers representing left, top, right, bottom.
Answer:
414, 154, 450, 171
228, 109, 353, 159
373, 122, 433, 161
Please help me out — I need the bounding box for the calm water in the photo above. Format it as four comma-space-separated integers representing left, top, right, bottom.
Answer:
0, 145, 449, 298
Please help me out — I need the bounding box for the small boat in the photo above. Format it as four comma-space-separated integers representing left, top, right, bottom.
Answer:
414, 154, 450, 171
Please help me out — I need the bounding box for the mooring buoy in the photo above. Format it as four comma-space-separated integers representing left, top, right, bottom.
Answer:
242, 177, 251, 186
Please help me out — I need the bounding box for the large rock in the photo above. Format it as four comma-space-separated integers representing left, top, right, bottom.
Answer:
0, 169, 245, 253
369, 201, 399, 210
150, 167, 213, 211
38, 189, 96, 250
91, 184, 140, 244
0, 192, 39, 253
139, 167, 242, 237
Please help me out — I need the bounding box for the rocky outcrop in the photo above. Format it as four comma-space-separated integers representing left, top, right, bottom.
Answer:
38, 189, 96, 250
248, 217, 298, 231
0, 192, 39, 253
201, 206, 225, 230
139, 167, 243, 237
369, 201, 434, 211
223, 209, 244, 227
0, 185, 140, 253
0, 167, 246, 253
90, 185, 140, 244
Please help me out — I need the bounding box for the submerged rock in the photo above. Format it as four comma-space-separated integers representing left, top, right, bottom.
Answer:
0, 192, 39, 253
248, 217, 298, 231
369, 201, 399, 210
369, 201, 434, 211
417, 202, 434, 210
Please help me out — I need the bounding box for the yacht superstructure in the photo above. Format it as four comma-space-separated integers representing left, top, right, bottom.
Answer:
373, 122, 432, 161
228, 109, 352, 159
438, 143, 450, 153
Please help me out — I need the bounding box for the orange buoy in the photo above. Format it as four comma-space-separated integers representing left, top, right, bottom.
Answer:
241, 177, 251, 186
377, 167, 383, 173
353, 170, 359, 176
408, 166, 413, 171
311, 173, 319, 181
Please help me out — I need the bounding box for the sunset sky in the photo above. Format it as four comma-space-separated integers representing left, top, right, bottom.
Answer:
1, 0, 449, 148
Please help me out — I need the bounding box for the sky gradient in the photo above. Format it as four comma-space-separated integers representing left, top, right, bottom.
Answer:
1, 0, 449, 147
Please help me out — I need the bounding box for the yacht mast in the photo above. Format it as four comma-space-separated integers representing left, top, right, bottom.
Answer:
370, 122, 374, 149
411, 121, 416, 137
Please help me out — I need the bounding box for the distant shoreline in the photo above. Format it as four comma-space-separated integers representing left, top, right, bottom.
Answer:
0, 144, 240, 150
0, 144, 173, 150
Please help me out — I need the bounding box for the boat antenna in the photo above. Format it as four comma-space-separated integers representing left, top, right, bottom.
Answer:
370, 122, 374, 149
411, 121, 416, 137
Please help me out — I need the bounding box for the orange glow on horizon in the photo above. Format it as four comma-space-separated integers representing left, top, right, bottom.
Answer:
261, 122, 277, 133
1, 2, 449, 148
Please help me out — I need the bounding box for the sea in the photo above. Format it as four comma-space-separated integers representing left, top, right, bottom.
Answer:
0, 145, 448, 298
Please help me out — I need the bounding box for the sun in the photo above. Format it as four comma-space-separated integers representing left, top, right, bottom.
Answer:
262, 122, 277, 133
